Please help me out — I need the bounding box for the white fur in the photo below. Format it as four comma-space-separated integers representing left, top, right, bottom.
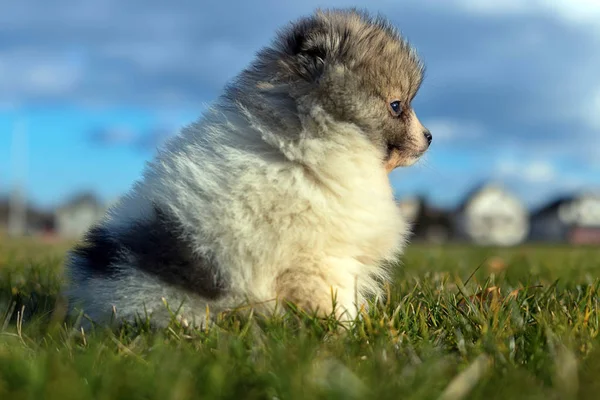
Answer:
66, 100, 411, 327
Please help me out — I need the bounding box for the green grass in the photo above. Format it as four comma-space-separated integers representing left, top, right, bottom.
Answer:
0, 238, 599, 399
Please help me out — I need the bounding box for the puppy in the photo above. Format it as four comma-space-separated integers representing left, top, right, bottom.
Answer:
64, 8, 432, 328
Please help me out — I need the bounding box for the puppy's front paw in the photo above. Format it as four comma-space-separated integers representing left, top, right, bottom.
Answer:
275, 268, 356, 323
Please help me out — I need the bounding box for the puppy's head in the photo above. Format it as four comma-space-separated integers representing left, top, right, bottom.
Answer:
248, 8, 431, 172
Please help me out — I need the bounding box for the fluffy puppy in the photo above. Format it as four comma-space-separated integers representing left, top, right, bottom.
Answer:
64, 8, 432, 328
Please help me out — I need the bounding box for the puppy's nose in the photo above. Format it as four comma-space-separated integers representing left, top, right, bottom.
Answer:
423, 129, 432, 146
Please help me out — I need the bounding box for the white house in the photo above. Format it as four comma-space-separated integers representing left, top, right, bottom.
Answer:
397, 196, 453, 244
529, 192, 600, 244
55, 193, 106, 239
454, 183, 529, 246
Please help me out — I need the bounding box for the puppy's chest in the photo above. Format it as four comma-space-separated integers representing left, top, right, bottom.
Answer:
355, 205, 407, 262
330, 180, 407, 262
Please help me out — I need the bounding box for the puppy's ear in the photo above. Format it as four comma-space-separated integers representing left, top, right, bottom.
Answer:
278, 17, 334, 82
286, 26, 327, 81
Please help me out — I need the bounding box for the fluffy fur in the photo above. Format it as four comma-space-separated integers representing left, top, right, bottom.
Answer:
64, 8, 432, 328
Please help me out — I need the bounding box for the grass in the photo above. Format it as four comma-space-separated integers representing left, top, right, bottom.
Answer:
0, 237, 599, 399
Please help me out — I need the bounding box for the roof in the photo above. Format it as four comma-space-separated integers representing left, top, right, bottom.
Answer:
56, 192, 103, 212
530, 195, 575, 218
456, 181, 507, 212
531, 191, 600, 222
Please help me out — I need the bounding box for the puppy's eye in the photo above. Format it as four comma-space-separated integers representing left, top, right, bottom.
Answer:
389, 100, 402, 116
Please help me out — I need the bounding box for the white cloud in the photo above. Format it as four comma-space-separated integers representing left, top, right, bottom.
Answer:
495, 158, 556, 183
543, 0, 600, 26
524, 161, 556, 182
448, 0, 600, 30
0, 51, 84, 103
444, 0, 528, 15
583, 86, 600, 129
89, 127, 137, 146
423, 119, 485, 142
490, 156, 600, 208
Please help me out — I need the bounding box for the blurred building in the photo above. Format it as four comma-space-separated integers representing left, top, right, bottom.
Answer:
529, 192, 600, 244
453, 183, 529, 246
398, 196, 453, 244
397, 196, 421, 225
55, 193, 106, 238
0, 197, 55, 236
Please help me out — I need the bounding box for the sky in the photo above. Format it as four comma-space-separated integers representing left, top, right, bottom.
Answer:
1, 0, 599, 211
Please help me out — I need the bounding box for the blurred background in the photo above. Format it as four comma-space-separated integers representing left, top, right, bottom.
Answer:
1, 0, 599, 246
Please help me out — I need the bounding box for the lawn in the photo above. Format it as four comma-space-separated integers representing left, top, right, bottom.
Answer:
0, 237, 598, 399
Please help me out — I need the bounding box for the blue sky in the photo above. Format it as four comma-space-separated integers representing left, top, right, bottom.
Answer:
0, 107, 198, 207
1, 0, 600, 210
